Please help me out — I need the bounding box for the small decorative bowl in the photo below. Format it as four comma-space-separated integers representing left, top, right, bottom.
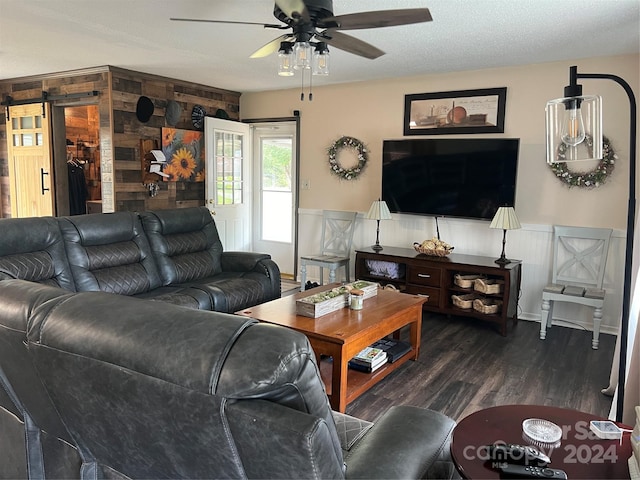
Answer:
522, 418, 563, 444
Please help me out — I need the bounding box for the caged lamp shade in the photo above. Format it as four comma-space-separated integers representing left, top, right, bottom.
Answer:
545, 66, 603, 164
366, 199, 392, 252
489, 206, 521, 265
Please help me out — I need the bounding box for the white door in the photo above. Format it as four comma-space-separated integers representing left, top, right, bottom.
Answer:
251, 122, 297, 277
204, 117, 252, 251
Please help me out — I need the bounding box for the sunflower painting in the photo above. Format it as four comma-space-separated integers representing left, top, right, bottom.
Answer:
161, 127, 205, 182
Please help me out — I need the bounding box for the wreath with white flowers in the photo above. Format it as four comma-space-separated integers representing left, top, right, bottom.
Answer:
328, 136, 368, 180
549, 135, 617, 188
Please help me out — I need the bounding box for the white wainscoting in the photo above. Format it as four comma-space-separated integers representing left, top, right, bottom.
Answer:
297, 209, 625, 336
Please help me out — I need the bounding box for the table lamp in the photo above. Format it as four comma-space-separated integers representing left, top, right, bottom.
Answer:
489, 206, 521, 265
366, 199, 392, 251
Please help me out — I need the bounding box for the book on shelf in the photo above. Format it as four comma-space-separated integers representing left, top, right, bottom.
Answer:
352, 346, 386, 364
348, 354, 387, 373
370, 339, 412, 363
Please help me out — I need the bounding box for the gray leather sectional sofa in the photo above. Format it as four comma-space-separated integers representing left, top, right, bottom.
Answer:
0, 279, 457, 479
0, 206, 280, 313
0, 206, 458, 478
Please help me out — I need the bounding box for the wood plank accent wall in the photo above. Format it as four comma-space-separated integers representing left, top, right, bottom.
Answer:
0, 66, 240, 217
109, 67, 239, 213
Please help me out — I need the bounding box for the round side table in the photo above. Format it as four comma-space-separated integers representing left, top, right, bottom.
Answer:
451, 405, 632, 479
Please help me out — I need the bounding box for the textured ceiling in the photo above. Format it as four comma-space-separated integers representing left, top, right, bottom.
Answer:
1, 0, 638, 93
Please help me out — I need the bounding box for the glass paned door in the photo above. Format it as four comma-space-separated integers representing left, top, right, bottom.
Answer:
205, 117, 251, 251
252, 122, 297, 277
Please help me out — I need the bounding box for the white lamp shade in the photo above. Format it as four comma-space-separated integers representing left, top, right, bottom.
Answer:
545, 94, 602, 164
366, 200, 392, 221
489, 207, 521, 230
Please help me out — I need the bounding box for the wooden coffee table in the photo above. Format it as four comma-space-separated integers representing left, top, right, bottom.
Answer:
451, 405, 633, 479
236, 285, 427, 412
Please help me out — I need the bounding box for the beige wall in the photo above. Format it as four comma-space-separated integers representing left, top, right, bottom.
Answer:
241, 54, 639, 230
241, 54, 638, 333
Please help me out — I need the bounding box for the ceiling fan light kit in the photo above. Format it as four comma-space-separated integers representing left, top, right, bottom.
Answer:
171, 0, 433, 100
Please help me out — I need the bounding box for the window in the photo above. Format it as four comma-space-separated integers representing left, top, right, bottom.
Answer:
215, 131, 243, 205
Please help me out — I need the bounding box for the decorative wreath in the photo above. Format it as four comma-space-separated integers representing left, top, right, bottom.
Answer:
328, 136, 368, 180
549, 135, 617, 188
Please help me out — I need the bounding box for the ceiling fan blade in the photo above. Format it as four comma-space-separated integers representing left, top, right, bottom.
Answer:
249, 34, 295, 58
317, 30, 384, 60
274, 0, 310, 23
318, 8, 432, 30
170, 17, 284, 29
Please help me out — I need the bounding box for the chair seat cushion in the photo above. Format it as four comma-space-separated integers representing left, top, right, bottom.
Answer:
543, 283, 565, 294
585, 288, 606, 299
563, 285, 586, 296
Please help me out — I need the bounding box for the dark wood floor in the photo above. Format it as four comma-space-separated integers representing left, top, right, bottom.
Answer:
345, 313, 616, 424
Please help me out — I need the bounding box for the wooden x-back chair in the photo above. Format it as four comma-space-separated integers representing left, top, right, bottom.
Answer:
299, 210, 357, 291
540, 225, 612, 349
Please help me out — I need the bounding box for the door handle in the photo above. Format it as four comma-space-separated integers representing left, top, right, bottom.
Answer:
40, 168, 50, 195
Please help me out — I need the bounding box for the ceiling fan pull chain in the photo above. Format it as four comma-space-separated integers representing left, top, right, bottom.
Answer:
309, 69, 313, 101
300, 68, 305, 101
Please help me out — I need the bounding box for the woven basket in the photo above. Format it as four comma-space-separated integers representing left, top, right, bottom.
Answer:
472, 298, 503, 314
413, 242, 454, 257
473, 278, 504, 295
452, 293, 480, 309
454, 274, 486, 289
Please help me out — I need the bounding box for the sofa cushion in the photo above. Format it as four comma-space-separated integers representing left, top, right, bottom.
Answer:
343, 405, 456, 479
139, 207, 223, 285
58, 212, 163, 295
193, 275, 266, 313
0, 217, 75, 290
133, 285, 212, 310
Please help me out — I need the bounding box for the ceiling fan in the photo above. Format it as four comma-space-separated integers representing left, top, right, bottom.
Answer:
170, 0, 433, 61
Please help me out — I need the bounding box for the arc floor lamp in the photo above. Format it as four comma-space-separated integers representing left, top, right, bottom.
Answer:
546, 66, 636, 422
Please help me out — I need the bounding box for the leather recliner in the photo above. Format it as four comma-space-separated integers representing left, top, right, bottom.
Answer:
140, 206, 281, 312
0, 279, 457, 479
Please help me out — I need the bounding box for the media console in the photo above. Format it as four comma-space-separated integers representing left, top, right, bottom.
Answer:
355, 246, 522, 335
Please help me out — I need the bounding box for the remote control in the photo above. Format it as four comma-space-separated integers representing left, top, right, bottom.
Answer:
498, 463, 567, 479
487, 444, 551, 466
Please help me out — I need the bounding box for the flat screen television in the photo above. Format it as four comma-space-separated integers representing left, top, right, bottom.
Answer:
382, 138, 519, 220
